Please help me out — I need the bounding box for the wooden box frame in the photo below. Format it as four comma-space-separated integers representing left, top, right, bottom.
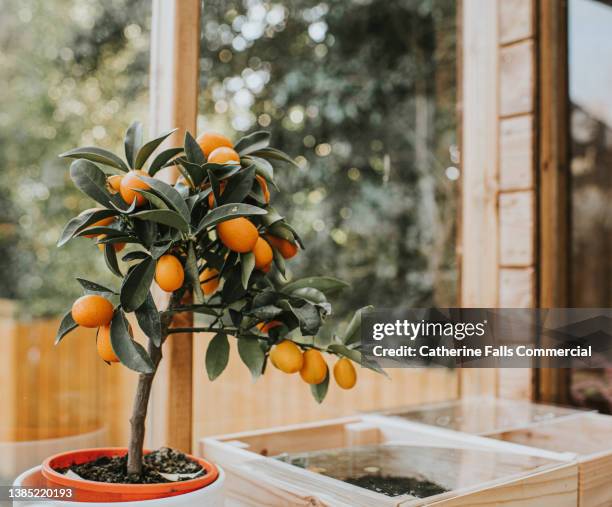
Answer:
487, 412, 612, 507
201, 416, 577, 507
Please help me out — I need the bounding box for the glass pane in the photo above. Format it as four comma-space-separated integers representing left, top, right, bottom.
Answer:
196, 0, 459, 435
568, 0, 612, 413
0, 0, 150, 482
379, 397, 586, 434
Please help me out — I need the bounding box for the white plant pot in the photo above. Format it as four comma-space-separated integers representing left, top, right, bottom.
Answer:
13, 465, 225, 506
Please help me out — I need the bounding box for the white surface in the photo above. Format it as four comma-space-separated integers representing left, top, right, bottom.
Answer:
13, 466, 225, 506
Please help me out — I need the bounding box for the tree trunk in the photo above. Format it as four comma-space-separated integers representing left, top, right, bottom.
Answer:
127, 370, 156, 476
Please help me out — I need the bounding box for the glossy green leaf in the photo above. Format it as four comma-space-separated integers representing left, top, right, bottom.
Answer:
242, 155, 274, 182
251, 147, 298, 167
55, 311, 78, 345
135, 292, 162, 347
134, 128, 177, 169
135, 189, 169, 210
70, 159, 115, 207
282, 276, 350, 296
59, 146, 128, 172
132, 209, 189, 233
238, 337, 265, 379
240, 252, 255, 289
221, 165, 256, 205
196, 203, 267, 233
76, 278, 117, 296
124, 121, 143, 168
120, 257, 155, 312
110, 310, 154, 373
261, 206, 284, 227
342, 305, 374, 346
122, 251, 150, 262
205, 332, 230, 381
138, 175, 190, 220
57, 208, 118, 247
148, 147, 183, 176
291, 287, 327, 305
103, 242, 122, 277
184, 131, 206, 165
310, 368, 330, 403
235, 131, 270, 155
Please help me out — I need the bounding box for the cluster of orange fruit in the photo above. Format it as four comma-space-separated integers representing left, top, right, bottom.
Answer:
71, 294, 119, 363
261, 322, 357, 390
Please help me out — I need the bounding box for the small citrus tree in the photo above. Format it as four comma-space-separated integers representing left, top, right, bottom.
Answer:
55, 123, 375, 478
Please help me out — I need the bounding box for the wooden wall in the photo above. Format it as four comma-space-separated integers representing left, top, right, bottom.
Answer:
460, 0, 539, 400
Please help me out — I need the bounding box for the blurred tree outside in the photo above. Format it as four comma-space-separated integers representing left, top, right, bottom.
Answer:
199, 0, 459, 332
0, 0, 150, 317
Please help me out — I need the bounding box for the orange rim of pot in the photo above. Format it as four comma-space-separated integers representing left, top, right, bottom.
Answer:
41, 448, 219, 496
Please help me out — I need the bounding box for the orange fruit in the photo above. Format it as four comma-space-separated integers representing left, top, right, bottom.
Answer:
299, 349, 328, 385
208, 146, 240, 165
333, 357, 357, 389
119, 170, 150, 207
155, 254, 185, 292
197, 132, 233, 157
256, 320, 283, 334
72, 295, 114, 328
97, 235, 125, 252
261, 262, 272, 273
207, 181, 227, 208
200, 267, 220, 295
265, 235, 298, 259
108, 175, 123, 192
255, 175, 270, 203
97, 325, 119, 362
252, 236, 273, 269
216, 218, 258, 253
270, 340, 303, 374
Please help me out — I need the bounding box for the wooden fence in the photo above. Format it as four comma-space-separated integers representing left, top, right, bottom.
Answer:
0, 300, 460, 455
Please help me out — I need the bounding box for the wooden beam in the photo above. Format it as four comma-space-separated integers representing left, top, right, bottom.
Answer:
536, 0, 571, 404
148, 0, 201, 453
459, 0, 499, 396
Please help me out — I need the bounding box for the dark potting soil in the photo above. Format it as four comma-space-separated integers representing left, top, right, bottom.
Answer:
345, 474, 448, 498
54, 448, 204, 484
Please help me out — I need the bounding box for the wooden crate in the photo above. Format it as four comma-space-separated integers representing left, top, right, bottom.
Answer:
487, 412, 612, 507
201, 416, 577, 507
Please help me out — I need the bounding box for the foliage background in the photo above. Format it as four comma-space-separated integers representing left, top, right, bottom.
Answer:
0, 0, 457, 320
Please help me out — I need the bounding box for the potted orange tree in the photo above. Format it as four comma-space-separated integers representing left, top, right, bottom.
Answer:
14, 123, 375, 505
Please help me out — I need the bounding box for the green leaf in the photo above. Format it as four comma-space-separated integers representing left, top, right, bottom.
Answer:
137, 175, 190, 220
55, 311, 78, 345
240, 252, 255, 289
135, 292, 162, 347
261, 207, 284, 227
148, 147, 183, 176
135, 189, 169, 210
235, 131, 270, 155
242, 155, 274, 182
251, 147, 298, 167
120, 257, 155, 312
186, 242, 204, 303
196, 203, 267, 233
124, 121, 143, 168
291, 303, 321, 335
202, 163, 241, 179
221, 165, 256, 205
184, 131, 206, 165
134, 129, 177, 169
342, 305, 374, 346
206, 332, 230, 381
110, 311, 154, 373
282, 276, 350, 296
59, 146, 128, 172
76, 278, 117, 296
310, 369, 330, 403
250, 304, 283, 320
57, 208, 118, 247
291, 287, 327, 305
238, 337, 265, 379
70, 159, 115, 207
103, 243, 122, 277
177, 158, 203, 186
122, 251, 150, 262
272, 247, 286, 277
132, 209, 189, 233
